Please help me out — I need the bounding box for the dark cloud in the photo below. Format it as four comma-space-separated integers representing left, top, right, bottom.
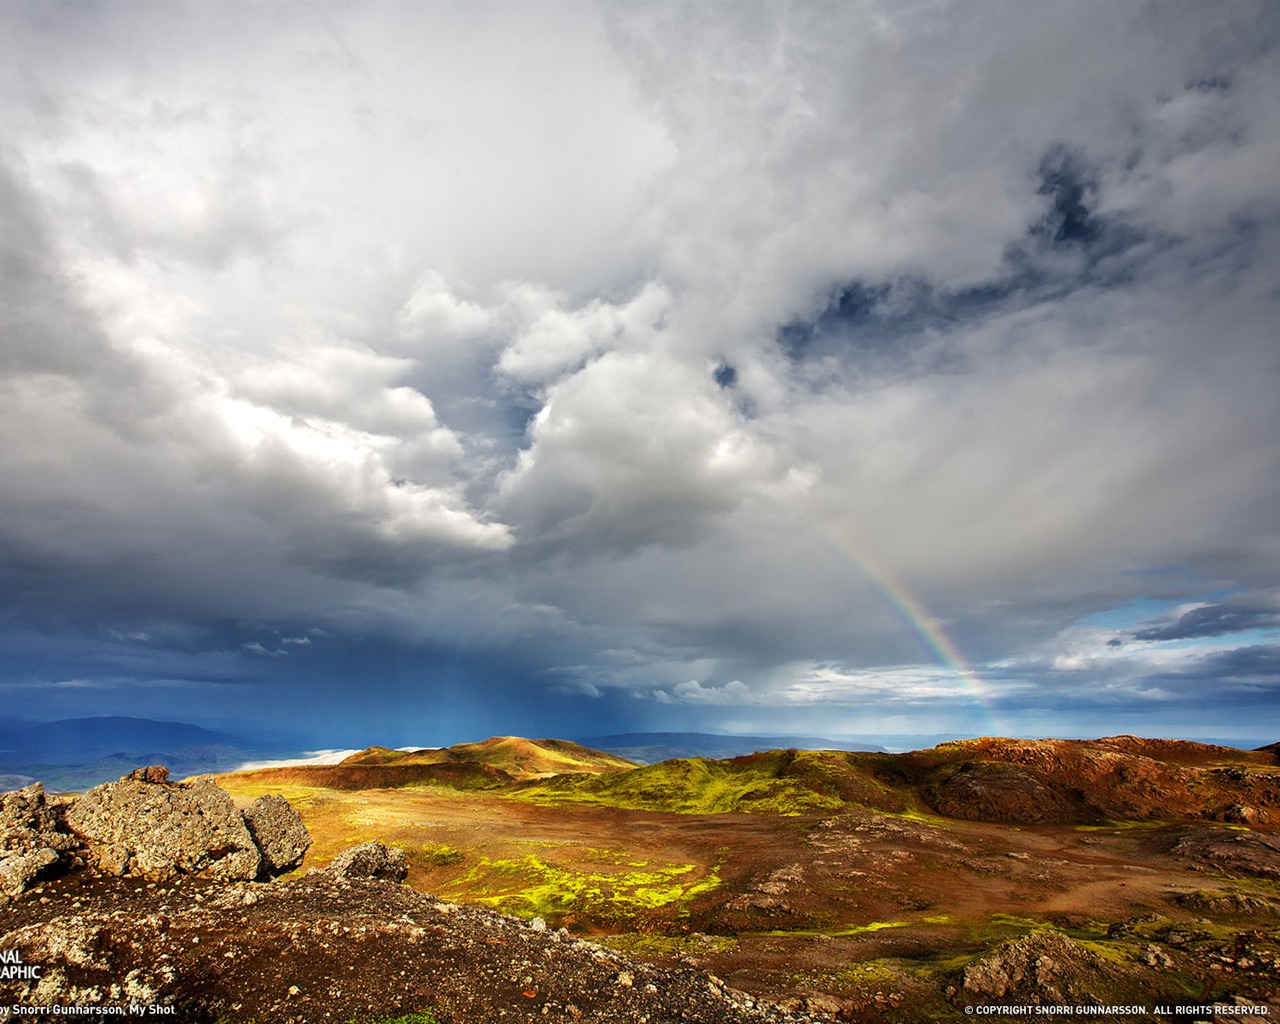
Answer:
0, 2, 1276, 745
1132, 598, 1280, 642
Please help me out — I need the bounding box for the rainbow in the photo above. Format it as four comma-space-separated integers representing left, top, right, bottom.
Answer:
825, 536, 1007, 736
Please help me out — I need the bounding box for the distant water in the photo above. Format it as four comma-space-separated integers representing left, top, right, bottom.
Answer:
233, 749, 362, 772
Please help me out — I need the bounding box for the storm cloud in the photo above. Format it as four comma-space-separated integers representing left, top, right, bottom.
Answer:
0, 1, 1276, 746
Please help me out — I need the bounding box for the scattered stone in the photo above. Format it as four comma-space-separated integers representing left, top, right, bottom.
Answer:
1174, 890, 1280, 917
1143, 944, 1174, 968
1172, 830, 1280, 881
325, 841, 408, 882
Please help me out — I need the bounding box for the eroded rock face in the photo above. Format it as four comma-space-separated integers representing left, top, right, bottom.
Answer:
65, 775, 262, 882
325, 841, 408, 881
0, 783, 80, 897
242, 794, 311, 878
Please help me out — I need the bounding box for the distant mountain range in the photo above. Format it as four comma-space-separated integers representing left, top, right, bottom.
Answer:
5, 718, 1267, 796
576, 732, 886, 764
0, 716, 275, 792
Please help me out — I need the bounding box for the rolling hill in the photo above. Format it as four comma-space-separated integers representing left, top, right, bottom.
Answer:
222, 733, 1279, 825
578, 732, 885, 764
515, 735, 1280, 823
226, 735, 637, 791
208, 733, 1280, 1020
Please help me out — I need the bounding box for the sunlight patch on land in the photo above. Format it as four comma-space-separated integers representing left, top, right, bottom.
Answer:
439, 854, 721, 926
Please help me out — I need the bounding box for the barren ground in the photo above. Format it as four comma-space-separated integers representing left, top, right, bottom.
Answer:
207, 778, 1280, 1021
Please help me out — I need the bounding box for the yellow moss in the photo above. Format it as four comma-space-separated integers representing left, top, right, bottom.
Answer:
440, 854, 721, 923
598, 932, 738, 958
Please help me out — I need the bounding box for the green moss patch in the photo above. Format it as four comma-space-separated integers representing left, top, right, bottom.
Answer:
440, 854, 721, 926
510, 750, 897, 815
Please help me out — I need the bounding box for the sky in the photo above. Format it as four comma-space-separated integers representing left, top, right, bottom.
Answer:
1, 1, 1277, 750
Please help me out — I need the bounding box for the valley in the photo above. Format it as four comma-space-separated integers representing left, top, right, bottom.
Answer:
212, 735, 1280, 1020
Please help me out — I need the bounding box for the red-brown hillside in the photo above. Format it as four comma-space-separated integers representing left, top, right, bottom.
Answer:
893, 735, 1280, 824
226, 737, 636, 791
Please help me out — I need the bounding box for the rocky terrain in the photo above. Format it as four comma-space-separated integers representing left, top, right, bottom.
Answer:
0, 860, 837, 1023
3, 737, 1278, 1022
0, 768, 830, 1022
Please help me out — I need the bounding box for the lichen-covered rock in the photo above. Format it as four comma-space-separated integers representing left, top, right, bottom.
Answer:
0, 783, 79, 896
0, 847, 59, 897
1, 783, 78, 855
243, 793, 311, 877
325, 841, 408, 881
65, 774, 261, 882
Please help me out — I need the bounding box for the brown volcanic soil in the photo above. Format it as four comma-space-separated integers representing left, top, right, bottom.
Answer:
5, 737, 1279, 1022
4, 798, 1278, 1022
198, 781, 1280, 1021
0, 867, 829, 1023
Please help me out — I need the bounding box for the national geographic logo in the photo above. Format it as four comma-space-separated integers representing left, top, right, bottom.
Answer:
0, 949, 40, 982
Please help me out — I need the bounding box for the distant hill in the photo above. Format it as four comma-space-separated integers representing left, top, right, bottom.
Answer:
517, 736, 1280, 823
577, 732, 885, 764
226, 736, 636, 790
0, 716, 274, 792
0, 716, 248, 764
215, 733, 1280, 825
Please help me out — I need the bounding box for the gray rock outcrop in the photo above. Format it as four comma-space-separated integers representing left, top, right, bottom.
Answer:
0, 783, 80, 897
65, 773, 263, 882
325, 841, 408, 881
2, 768, 311, 891
242, 793, 311, 878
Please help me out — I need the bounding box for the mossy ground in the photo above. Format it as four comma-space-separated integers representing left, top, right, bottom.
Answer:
509, 750, 888, 815
215, 746, 1280, 1021
597, 932, 739, 958
360, 1014, 441, 1024
439, 852, 721, 927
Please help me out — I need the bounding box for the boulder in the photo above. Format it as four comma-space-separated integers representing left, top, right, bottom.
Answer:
242, 794, 311, 878
0, 783, 79, 896
66, 774, 262, 882
325, 841, 408, 881
126, 765, 170, 784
